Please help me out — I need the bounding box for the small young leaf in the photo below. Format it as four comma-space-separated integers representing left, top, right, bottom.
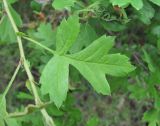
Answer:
0, 16, 16, 44
0, 4, 22, 44
9, 5, 22, 27
110, 0, 130, 7
34, 23, 56, 48
110, 0, 143, 10
52, 0, 75, 10
130, 0, 143, 10
137, 1, 155, 24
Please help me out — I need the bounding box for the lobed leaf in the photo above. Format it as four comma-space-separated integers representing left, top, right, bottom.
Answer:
40, 31, 135, 107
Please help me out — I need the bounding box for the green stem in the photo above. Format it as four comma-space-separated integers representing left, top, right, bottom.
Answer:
2, 0, 40, 104
0, 15, 5, 24
3, 61, 21, 97
2, 0, 56, 126
0, 61, 21, 117
77, 8, 94, 13
22, 36, 55, 54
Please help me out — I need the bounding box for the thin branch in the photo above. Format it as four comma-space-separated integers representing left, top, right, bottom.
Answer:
2, 0, 56, 125
3, 61, 21, 96
2, 0, 40, 104
0, 61, 21, 109
22, 36, 55, 54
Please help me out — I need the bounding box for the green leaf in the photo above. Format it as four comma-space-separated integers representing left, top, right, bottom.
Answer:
40, 34, 135, 107
16, 92, 34, 100
34, 23, 56, 48
69, 58, 111, 94
68, 36, 134, 76
0, 96, 19, 126
92, 54, 135, 76
8, 0, 18, 4
110, 0, 143, 10
130, 0, 143, 10
86, 116, 100, 126
70, 23, 98, 53
69, 36, 115, 61
152, 26, 160, 37
56, 15, 80, 54
100, 21, 126, 32
9, 5, 22, 27
110, 0, 130, 7
149, 0, 160, 6
67, 36, 135, 94
40, 55, 69, 108
18, 112, 43, 126
0, 16, 17, 44
5, 118, 19, 126
138, 0, 155, 24
143, 109, 160, 126
154, 93, 160, 110
0, 95, 7, 118
52, 0, 76, 10
46, 103, 64, 116
128, 84, 147, 100
0, 119, 5, 126
0, 4, 22, 44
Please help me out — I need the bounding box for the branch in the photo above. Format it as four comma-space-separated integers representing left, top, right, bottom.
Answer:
22, 36, 55, 54
3, 61, 21, 97
2, 0, 56, 125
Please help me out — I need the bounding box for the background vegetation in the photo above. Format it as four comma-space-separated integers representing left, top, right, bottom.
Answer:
0, 0, 160, 126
